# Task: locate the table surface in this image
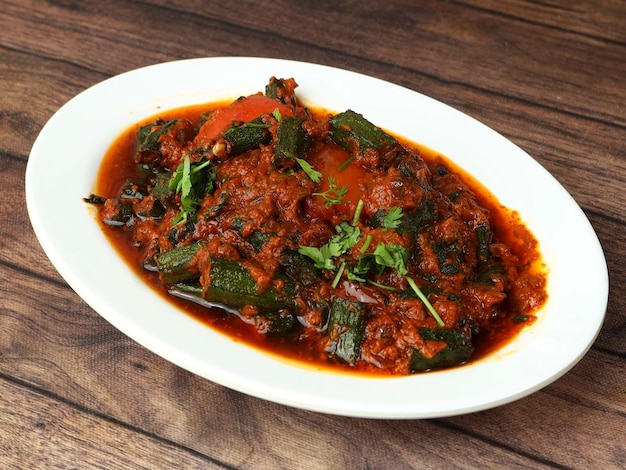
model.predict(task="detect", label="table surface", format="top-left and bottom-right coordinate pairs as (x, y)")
top-left (2, 1), bottom-right (625, 468)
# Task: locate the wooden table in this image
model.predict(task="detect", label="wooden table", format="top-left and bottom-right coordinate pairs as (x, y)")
top-left (2, 1), bottom-right (624, 468)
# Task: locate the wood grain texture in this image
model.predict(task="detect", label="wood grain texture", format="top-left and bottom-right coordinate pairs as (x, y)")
top-left (1, 0), bottom-right (624, 468)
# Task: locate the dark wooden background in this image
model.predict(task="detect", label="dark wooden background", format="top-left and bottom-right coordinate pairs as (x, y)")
top-left (1, 1), bottom-right (624, 468)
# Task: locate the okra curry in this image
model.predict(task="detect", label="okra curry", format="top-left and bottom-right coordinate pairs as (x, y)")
top-left (86, 77), bottom-right (547, 375)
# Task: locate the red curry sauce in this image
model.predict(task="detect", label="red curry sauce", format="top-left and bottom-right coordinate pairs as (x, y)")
top-left (90, 78), bottom-right (547, 376)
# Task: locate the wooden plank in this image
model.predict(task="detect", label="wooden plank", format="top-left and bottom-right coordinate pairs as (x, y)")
top-left (1, 0), bottom-right (624, 127)
top-left (0, 48), bottom-right (104, 159)
top-left (143, 0), bottom-right (626, 125)
top-left (0, 378), bottom-right (222, 469)
top-left (458, 0), bottom-right (626, 43)
top-left (585, 212), bottom-right (626, 356)
top-left (444, 351), bottom-right (626, 468)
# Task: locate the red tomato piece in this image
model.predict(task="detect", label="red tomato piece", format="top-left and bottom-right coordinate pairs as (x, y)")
top-left (194, 93), bottom-right (294, 146)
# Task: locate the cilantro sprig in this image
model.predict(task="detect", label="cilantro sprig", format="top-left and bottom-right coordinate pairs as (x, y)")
top-left (284, 151), bottom-right (322, 183)
top-left (313, 176), bottom-right (348, 205)
top-left (298, 222), bottom-right (361, 270)
top-left (169, 154), bottom-right (216, 225)
top-left (407, 277), bottom-right (445, 326)
top-left (382, 207), bottom-right (403, 229)
top-left (372, 243), bottom-right (409, 275)
top-left (298, 204), bottom-right (443, 326)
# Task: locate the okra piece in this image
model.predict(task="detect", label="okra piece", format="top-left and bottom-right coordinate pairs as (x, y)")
top-left (280, 250), bottom-right (320, 286)
top-left (475, 224), bottom-right (492, 265)
top-left (221, 117), bottom-right (271, 156)
top-left (84, 192), bottom-right (136, 227)
top-left (409, 327), bottom-right (474, 372)
top-left (83, 194), bottom-right (107, 205)
top-left (151, 172), bottom-right (173, 205)
top-left (329, 110), bottom-right (400, 157)
top-left (402, 199), bottom-right (437, 234)
top-left (432, 240), bottom-right (461, 275)
top-left (246, 231), bottom-right (271, 252)
top-left (265, 77), bottom-right (295, 105)
top-left (137, 119), bottom-right (178, 152)
top-left (252, 309), bottom-right (296, 335)
top-left (155, 242), bottom-right (205, 284)
top-left (275, 117), bottom-right (311, 161)
top-left (368, 198), bottom-right (436, 234)
top-left (168, 257), bottom-right (297, 311)
top-left (171, 282), bottom-right (296, 335)
top-left (102, 201), bottom-right (134, 227)
top-left (206, 258), bottom-right (296, 310)
top-left (327, 297), bottom-right (367, 365)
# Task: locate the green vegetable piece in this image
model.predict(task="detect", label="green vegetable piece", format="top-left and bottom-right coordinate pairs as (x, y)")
top-left (275, 117), bottom-right (311, 161)
top-left (252, 309), bottom-right (297, 335)
top-left (137, 119), bottom-right (178, 152)
top-left (329, 110), bottom-right (399, 157)
top-left (298, 222), bottom-right (361, 270)
top-left (313, 176), bottom-right (348, 205)
top-left (100, 181), bottom-right (149, 226)
top-left (151, 172), bottom-right (173, 205)
top-left (280, 250), bottom-right (320, 286)
top-left (156, 242), bottom-right (205, 285)
top-left (119, 182), bottom-right (147, 201)
top-left (432, 240), bottom-right (461, 275)
top-left (230, 218), bottom-right (272, 252)
top-left (327, 297), bottom-right (367, 365)
top-left (206, 258), bottom-right (296, 310)
top-left (265, 81), bottom-right (282, 99)
top-left (265, 77), bottom-right (291, 104)
top-left (169, 157), bottom-right (216, 226)
top-left (476, 224), bottom-right (493, 265)
top-left (399, 199), bottom-right (437, 234)
top-left (409, 328), bottom-right (474, 372)
top-left (103, 201), bottom-right (134, 226)
top-left (83, 194), bottom-right (107, 205)
top-left (171, 282), bottom-right (296, 335)
top-left (247, 231), bottom-right (272, 252)
top-left (265, 77), bottom-right (297, 106)
top-left (222, 117), bottom-right (271, 156)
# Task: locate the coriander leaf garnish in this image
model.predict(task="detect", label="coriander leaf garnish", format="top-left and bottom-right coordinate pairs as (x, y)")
top-left (313, 176), bottom-right (348, 205)
top-left (359, 234), bottom-right (373, 253)
top-left (169, 155), bottom-right (216, 226)
top-left (298, 222), bottom-right (361, 269)
top-left (382, 207), bottom-right (403, 229)
top-left (367, 280), bottom-right (398, 291)
top-left (284, 151), bottom-right (322, 183)
top-left (298, 245), bottom-right (337, 271)
top-left (336, 156), bottom-right (354, 172)
top-left (372, 243), bottom-right (409, 276)
top-left (298, 219), bottom-right (443, 326)
top-left (272, 108), bottom-right (283, 122)
top-left (352, 199), bottom-right (364, 226)
top-left (348, 253), bottom-right (375, 282)
top-left (334, 222), bottom-right (361, 253)
top-left (407, 277), bottom-right (445, 327)
top-left (331, 261), bottom-right (346, 288)
top-left (299, 158), bottom-right (323, 183)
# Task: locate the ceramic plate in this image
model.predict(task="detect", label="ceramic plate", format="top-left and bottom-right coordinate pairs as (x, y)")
top-left (26, 57), bottom-right (608, 418)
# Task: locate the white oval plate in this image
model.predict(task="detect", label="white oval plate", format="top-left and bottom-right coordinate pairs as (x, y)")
top-left (26, 57), bottom-right (608, 418)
